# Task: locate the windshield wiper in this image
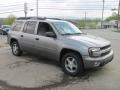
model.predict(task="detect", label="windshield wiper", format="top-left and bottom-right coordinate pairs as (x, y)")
top-left (73, 33), bottom-right (82, 35)
top-left (63, 33), bottom-right (73, 35)
top-left (62, 33), bottom-right (82, 35)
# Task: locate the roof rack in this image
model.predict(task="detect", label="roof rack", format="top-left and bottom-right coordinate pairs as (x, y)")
top-left (16, 17), bottom-right (45, 20)
top-left (46, 18), bottom-right (62, 20)
top-left (16, 17), bottom-right (62, 20)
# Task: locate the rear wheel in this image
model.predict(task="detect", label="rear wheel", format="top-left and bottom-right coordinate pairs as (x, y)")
top-left (11, 41), bottom-right (23, 56)
top-left (61, 52), bottom-right (84, 76)
top-left (3, 31), bottom-right (6, 35)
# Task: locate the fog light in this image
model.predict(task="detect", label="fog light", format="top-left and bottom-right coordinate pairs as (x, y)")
top-left (94, 62), bottom-right (100, 67)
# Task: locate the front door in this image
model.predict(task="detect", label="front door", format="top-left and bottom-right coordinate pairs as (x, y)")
top-left (34, 22), bottom-right (58, 59)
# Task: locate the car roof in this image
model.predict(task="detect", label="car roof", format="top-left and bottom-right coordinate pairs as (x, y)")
top-left (15, 17), bottom-right (67, 23)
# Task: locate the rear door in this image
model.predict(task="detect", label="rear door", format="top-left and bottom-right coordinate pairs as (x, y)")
top-left (19, 21), bottom-right (37, 52)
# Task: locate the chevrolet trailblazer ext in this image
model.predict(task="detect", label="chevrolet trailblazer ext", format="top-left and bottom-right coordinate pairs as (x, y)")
top-left (7, 17), bottom-right (113, 76)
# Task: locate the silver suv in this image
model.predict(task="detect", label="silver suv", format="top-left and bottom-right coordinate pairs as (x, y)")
top-left (7, 17), bottom-right (114, 76)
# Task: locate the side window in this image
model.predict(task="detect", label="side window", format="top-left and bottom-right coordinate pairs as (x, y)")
top-left (23, 22), bottom-right (29, 32)
top-left (37, 22), bottom-right (54, 36)
top-left (23, 21), bottom-right (37, 34)
top-left (12, 21), bottom-right (24, 31)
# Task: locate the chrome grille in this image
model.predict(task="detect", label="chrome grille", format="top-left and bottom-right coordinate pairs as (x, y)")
top-left (100, 45), bottom-right (111, 50)
top-left (100, 45), bottom-right (111, 56)
top-left (101, 50), bottom-right (110, 56)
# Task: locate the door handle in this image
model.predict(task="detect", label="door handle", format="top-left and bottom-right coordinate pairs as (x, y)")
top-left (21, 35), bottom-right (24, 37)
top-left (35, 38), bottom-right (39, 40)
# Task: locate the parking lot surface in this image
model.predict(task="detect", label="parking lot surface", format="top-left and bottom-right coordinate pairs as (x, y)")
top-left (0, 35), bottom-right (8, 48)
top-left (0, 29), bottom-right (120, 90)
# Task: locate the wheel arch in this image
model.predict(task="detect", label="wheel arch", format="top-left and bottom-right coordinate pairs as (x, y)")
top-left (59, 48), bottom-right (84, 67)
top-left (10, 38), bottom-right (18, 46)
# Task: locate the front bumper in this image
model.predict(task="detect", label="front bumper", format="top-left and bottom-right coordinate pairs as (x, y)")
top-left (83, 50), bottom-right (114, 69)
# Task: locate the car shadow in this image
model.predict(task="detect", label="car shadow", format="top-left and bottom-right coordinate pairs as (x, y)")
top-left (21, 52), bottom-right (61, 67)
top-left (20, 52), bottom-right (105, 78)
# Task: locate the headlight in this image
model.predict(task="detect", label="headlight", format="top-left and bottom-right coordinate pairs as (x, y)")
top-left (89, 47), bottom-right (101, 57)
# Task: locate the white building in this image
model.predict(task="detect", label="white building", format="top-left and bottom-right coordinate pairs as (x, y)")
top-left (96, 19), bottom-right (120, 29)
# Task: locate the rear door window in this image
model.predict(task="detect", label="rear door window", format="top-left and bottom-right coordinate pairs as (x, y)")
top-left (23, 21), bottom-right (37, 34)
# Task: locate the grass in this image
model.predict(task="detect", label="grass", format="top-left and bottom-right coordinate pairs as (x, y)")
top-left (70, 19), bottom-right (100, 29)
top-left (113, 30), bottom-right (120, 33)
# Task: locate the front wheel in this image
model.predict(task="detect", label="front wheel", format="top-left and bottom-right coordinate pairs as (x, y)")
top-left (11, 41), bottom-right (23, 56)
top-left (61, 52), bottom-right (84, 76)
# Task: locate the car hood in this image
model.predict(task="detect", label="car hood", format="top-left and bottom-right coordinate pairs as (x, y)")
top-left (66, 34), bottom-right (110, 47)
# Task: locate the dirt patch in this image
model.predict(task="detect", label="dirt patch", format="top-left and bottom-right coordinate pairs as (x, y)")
top-left (0, 47), bottom-right (91, 90)
top-left (0, 72), bottom-right (90, 90)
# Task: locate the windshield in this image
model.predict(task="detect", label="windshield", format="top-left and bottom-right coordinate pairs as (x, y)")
top-left (53, 21), bottom-right (82, 35)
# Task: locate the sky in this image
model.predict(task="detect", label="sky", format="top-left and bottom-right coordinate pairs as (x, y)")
top-left (0, 0), bottom-right (119, 19)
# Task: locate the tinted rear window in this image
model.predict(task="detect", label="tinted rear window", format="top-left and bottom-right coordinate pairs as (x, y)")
top-left (12, 21), bottom-right (24, 31)
top-left (23, 21), bottom-right (37, 34)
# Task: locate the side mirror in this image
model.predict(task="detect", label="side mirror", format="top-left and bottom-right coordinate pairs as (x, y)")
top-left (45, 32), bottom-right (57, 38)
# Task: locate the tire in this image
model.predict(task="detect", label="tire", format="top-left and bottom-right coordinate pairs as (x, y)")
top-left (61, 52), bottom-right (84, 76)
top-left (11, 41), bottom-right (23, 56)
top-left (3, 32), bottom-right (7, 35)
top-left (4, 32), bottom-right (7, 35)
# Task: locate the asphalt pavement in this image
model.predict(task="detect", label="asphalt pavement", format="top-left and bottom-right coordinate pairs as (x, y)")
top-left (0, 29), bottom-right (120, 90)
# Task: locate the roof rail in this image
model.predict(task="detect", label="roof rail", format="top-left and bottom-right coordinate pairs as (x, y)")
top-left (16, 17), bottom-right (46, 20)
top-left (16, 17), bottom-right (62, 20)
top-left (45, 18), bottom-right (62, 20)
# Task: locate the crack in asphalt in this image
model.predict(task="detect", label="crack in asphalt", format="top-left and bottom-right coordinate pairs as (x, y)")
top-left (0, 44), bottom-right (8, 48)
top-left (7, 61), bottom-right (31, 69)
top-left (0, 73), bottom-right (90, 90)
